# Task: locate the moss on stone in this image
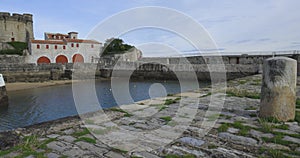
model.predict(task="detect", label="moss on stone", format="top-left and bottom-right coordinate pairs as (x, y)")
top-left (217, 124), bottom-right (229, 133)
top-left (72, 128), bottom-right (91, 137)
top-left (75, 137), bottom-right (96, 144)
top-left (160, 116), bottom-right (172, 122)
top-left (226, 88), bottom-right (260, 99)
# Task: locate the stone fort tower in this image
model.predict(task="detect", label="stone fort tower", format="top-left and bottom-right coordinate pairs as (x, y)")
top-left (0, 12), bottom-right (34, 43)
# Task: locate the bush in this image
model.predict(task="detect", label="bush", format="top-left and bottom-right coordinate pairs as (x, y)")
top-left (0, 42), bottom-right (28, 56)
top-left (0, 49), bottom-right (23, 55)
top-left (7, 41), bottom-right (28, 50)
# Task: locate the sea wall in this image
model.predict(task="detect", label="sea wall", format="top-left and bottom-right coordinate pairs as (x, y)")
top-left (0, 51), bottom-right (299, 82)
top-left (0, 63), bottom-right (102, 82)
top-left (101, 62), bottom-right (259, 81)
top-left (139, 51), bottom-right (299, 65)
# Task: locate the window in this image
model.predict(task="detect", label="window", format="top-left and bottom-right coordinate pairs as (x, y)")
top-left (54, 45), bottom-right (57, 49)
top-left (46, 45), bottom-right (49, 49)
top-left (37, 44), bottom-right (40, 49)
top-left (63, 45), bottom-right (66, 50)
top-left (76, 43), bottom-right (79, 47)
top-left (91, 44), bottom-right (94, 48)
top-left (71, 43), bottom-right (74, 47)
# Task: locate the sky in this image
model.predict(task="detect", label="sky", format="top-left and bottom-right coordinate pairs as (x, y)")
top-left (1, 0), bottom-right (300, 57)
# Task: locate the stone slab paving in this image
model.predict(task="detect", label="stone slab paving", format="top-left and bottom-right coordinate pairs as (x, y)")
top-left (0, 74), bottom-right (299, 157)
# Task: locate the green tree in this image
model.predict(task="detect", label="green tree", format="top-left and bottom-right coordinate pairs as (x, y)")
top-left (102, 38), bottom-right (134, 55)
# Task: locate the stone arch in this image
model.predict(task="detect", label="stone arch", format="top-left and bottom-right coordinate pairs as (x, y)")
top-left (56, 55), bottom-right (68, 64)
top-left (37, 56), bottom-right (51, 64)
top-left (72, 54), bottom-right (84, 63)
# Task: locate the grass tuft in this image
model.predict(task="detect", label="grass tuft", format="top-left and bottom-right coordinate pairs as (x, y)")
top-left (217, 123), bottom-right (229, 133)
top-left (110, 108), bottom-right (132, 117)
top-left (226, 88), bottom-right (260, 99)
top-left (75, 137), bottom-right (96, 144)
top-left (258, 118), bottom-right (274, 133)
top-left (164, 99), bottom-right (177, 105)
top-left (295, 111), bottom-right (300, 123)
top-left (72, 128), bottom-right (91, 137)
top-left (274, 124), bottom-right (289, 130)
top-left (160, 116), bottom-right (172, 122)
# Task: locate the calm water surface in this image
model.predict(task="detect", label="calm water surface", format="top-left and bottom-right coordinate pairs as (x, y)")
top-left (0, 80), bottom-right (208, 131)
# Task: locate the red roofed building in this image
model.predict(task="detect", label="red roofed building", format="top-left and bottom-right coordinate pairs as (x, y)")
top-left (26, 32), bottom-right (102, 64)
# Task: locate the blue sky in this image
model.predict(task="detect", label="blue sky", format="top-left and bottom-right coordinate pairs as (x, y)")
top-left (1, 0), bottom-right (300, 56)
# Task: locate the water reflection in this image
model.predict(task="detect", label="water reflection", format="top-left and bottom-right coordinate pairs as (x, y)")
top-left (0, 79), bottom-right (208, 131)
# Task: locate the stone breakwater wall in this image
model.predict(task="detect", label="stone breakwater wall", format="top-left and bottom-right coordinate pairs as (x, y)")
top-left (139, 51), bottom-right (300, 65)
top-left (3, 51), bottom-right (300, 82)
top-left (100, 61), bottom-right (259, 81)
top-left (0, 62), bottom-right (259, 82)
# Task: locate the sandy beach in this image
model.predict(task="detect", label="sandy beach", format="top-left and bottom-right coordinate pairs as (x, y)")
top-left (5, 80), bottom-right (75, 91)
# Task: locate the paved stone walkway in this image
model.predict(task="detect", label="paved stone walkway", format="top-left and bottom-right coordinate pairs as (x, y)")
top-left (0, 74), bottom-right (300, 157)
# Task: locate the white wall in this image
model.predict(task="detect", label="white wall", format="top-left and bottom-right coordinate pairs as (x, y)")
top-left (26, 42), bottom-right (102, 63)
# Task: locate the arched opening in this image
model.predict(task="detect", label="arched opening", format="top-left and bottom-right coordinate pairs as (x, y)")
top-left (56, 55), bottom-right (68, 64)
top-left (72, 54), bottom-right (84, 63)
top-left (37, 56), bottom-right (51, 64)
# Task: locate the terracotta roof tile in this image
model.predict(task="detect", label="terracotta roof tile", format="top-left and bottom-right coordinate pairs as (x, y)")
top-left (31, 40), bottom-right (65, 45)
top-left (64, 39), bottom-right (101, 44)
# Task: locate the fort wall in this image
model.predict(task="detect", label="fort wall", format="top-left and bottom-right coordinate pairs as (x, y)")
top-left (0, 12), bottom-right (34, 43)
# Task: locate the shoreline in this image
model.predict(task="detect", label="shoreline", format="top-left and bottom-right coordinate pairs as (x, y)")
top-left (5, 78), bottom-right (112, 92)
top-left (5, 80), bottom-right (76, 92)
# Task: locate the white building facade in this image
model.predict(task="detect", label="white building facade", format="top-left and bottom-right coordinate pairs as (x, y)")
top-left (26, 32), bottom-right (102, 64)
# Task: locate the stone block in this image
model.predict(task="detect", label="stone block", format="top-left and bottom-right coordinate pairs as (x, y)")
top-left (260, 57), bottom-right (297, 121)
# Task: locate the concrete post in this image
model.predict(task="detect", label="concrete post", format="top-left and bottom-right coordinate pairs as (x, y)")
top-left (259, 57), bottom-right (297, 121)
top-left (0, 74), bottom-right (8, 107)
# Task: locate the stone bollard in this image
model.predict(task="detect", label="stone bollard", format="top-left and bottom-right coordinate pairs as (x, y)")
top-left (259, 57), bottom-right (297, 121)
top-left (0, 74), bottom-right (8, 107)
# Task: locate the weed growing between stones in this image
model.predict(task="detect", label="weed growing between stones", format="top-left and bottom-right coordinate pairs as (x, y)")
top-left (207, 144), bottom-right (218, 149)
top-left (231, 121), bottom-right (251, 136)
top-left (217, 124), bottom-right (229, 132)
top-left (249, 113), bottom-right (257, 117)
top-left (111, 147), bottom-right (128, 154)
top-left (164, 99), bottom-right (177, 105)
top-left (200, 92), bottom-right (211, 98)
top-left (84, 119), bottom-right (95, 124)
top-left (258, 118), bottom-right (275, 133)
top-left (160, 116), bottom-right (172, 123)
top-left (72, 128), bottom-right (91, 137)
top-left (159, 105), bottom-right (168, 111)
top-left (226, 88), bottom-right (260, 99)
top-left (110, 107), bottom-right (133, 117)
top-left (274, 124), bottom-right (289, 130)
top-left (295, 111), bottom-right (300, 123)
top-left (207, 114), bottom-right (220, 121)
top-left (258, 147), bottom-right (287, 158)
top-left (245, 106), bottom-right (257, 110)
top-left (164, 154), bottom-right (196, 158)
top-left (250, 79), bottom-right (261, 86)
top-left (0, 135), bottom-right (57, 157)
top-left (75, 137), bottom-right (96, 144)
top-left (238, 80), bottom-right (247, 84)
top-left (296, 98), bottom-right (300, 108)
top-left (261, 135), bottom-right (291, 146)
